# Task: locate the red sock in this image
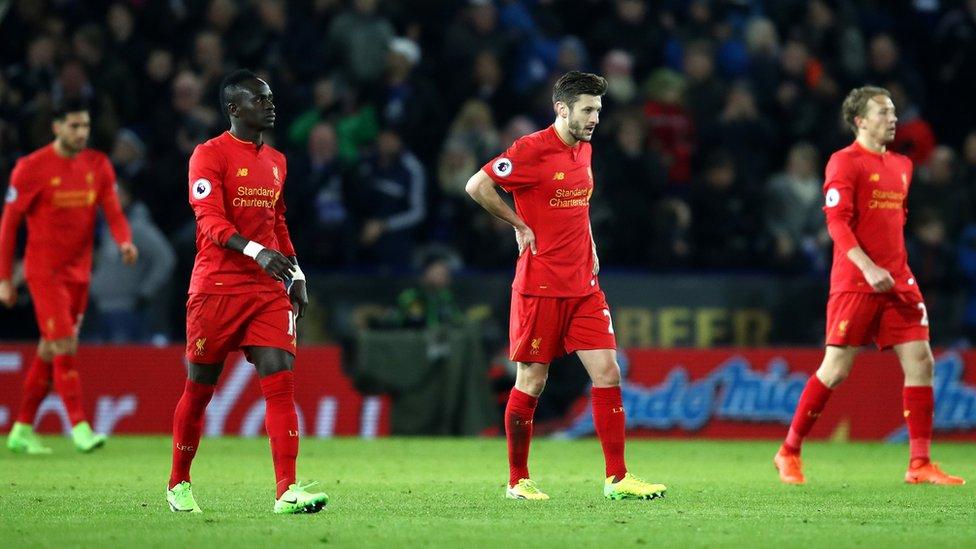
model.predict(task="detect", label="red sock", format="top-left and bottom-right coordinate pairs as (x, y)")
top-left (52, 354), bottom-right (86, 425)
top-left (169, 379), bottom-right (215, 489)
top-left (505, 387), bottom-right (538, 487)
top-left (591, 386), bottom-right (627, 480)
top-left (16, 356), bottom-right (53, 424)
top-left (903, 386), bottom-right (934, 466)
top-left (782, 375), bottom-right (833, 455)
top-left (260, 370), bottom-right (299, 498)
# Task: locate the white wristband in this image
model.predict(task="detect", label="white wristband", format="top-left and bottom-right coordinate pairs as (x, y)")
top-left (242, 241), bottom-right (265, 259)
top-left (290, 264), bottom-right (305, 282)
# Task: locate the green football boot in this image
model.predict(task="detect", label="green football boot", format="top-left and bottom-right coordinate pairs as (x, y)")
top-left (167, 481), bottom-right (203, 513)
top-left (6, 422), bottom-right (53, 455)
top-left (273, 481), bottom-right (329, 514)
top-left (71, 421), bottom-right (107, 453)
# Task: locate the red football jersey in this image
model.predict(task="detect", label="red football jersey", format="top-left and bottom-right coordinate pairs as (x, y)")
top-left (0, 144), bottom-right (131, 282)
top-left (823, 140), bottom-right (917, 294)
top-left (187, 132), bottom-right (296, 295)
top-left (482, 126), bottom-right (598, 297)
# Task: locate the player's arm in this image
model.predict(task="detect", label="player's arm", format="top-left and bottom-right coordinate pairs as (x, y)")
top-left (0, 161), bottom-right (40, 307)
top-left (464, 170), bottom-right (536, 255)
top-left (822, 155), bottom-right (894, 292)
top-left (271, 169), bottom-right (307, 319)
top-left (189, 146), bottom-right (294, 282)
top-left (97, 159), bottom-right (138, 265)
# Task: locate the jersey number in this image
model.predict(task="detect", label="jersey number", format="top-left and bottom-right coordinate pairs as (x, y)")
top-left (603, 309), bottom-right (614, 334)
top-left (917, 303), bottom-right (929, 327)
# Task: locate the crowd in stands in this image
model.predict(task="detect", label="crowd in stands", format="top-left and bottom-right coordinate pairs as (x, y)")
top-left (3, 0), bottom-right (976, 339)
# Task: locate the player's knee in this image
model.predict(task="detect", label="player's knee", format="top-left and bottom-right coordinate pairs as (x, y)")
top-left (187, 363), bottom-right (222, 385)
top-left (905, 351), bottom-right (934, 385)
top-left (817, 363), bottom-right (851, 388)
top-left (253, 348), bottom-right (294, 378)
top-left (591, 362), bottom-right (621, 387)
top-left (47, 337), bottom-right (73, 357)
top-left (515, 365), bottom-right (548, 396)
top-left (37, 341), bottom-right (54, 362)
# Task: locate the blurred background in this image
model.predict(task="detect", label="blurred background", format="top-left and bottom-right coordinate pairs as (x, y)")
top-left (2, 0), bottom-right (976, 438)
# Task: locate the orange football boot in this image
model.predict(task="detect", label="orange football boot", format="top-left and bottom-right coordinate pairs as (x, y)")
top-left (905, 460), bottom-right (966, 485)
top-left (774, 449), bottom-right (806, 485)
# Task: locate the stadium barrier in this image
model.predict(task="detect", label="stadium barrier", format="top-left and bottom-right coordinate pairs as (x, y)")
top-left (560, 349), bottom-right (976, 441)
top-left (0, 345), bottom-right (389, 437)
top-left (2, 345), bottom-right (975, 441)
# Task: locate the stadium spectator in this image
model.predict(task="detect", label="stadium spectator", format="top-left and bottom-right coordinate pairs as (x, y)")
top-left (764, 142), bottom-right (828, 272)
top-left (352, 127), bottom-right (426, 270)
top-left (289, 122), bottom-right (355, 267)
top-left (690, 150), bottom-right (756, 268)
top-left (593, 115), bottom-right (667, 266)
top-left (910, 146), bottom-right (970, 240)
top-left (325, 0), bottom-right (395, 89)
top-left (90, 182), bottom-right (176, 343)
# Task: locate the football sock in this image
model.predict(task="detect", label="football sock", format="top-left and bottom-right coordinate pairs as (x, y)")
top-left (16, 356), bottom-right (52, 424)
top-left (52, 354), bottom-right (86, 426)
top-left (782, 375), bottom-right (833, 455)
top-left (505, 387), bottom-right (538, 487)
top-left (903, 385), bottom-right (934, 466)
top-left (260, 370), bottom-right (299, 499)
top-left (169, 378), bottom-right (215, 489)
top-left (591, 386), bottom-right (627, 480)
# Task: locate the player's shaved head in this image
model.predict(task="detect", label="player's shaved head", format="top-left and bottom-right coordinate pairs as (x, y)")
top-left (220, 69), bottom-right (262, 118)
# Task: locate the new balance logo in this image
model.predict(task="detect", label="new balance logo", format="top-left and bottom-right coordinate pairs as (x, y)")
top-left (612, 407), bottom-right (625, 414)
top-left (288, 430), bottom-right (299, 437)
top-left (236, 168), bottom-right (249, 177)
top-left (552, 172), bottom-right (565, 180)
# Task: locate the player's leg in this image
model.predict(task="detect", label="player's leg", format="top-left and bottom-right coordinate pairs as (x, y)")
top-left (776, 292), bottom-right (878, 484)
top-left (6, 339), bottom-right (55, 454)
top-left (242, 293), bottom-right (326, 513)
top-left (168, 361), bottom-right (222, 512)
top-left (505, 361), bottom-right (550, 499)
top-left (249, 346), bottom-right (328, 513)
top-left (505, 292), bottom-right (560, 500)
top-left (577, 348), bottom-right (666, 500)
top-left (168, 293), bottom-right (234, 512)
top-left (774, 344), bottom-right (858, 483)
top-left (893, 340), bottom-right (964, 485)
top-left (576, 349), bottom-right (626, 480)
top-left (52, 283), bottom-right (106, 451)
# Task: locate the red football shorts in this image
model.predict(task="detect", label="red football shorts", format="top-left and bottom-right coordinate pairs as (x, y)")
top-left (825, 290), bottom-right (929, 349)
top-left (185, 291), bottom-right (296, 363)
top-left (509, 290), bottom-right (617, 364)
top-left (26, 277), bottom-right (88, 340)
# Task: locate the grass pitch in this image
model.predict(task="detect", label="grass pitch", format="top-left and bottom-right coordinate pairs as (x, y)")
top-left (1, 437), bottom-right (973, 547)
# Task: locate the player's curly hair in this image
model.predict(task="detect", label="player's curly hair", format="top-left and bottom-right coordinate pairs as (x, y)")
top-left (841, 86), bottom-right (891, 136)
top-left (552, 71), bottom-right (608, 110)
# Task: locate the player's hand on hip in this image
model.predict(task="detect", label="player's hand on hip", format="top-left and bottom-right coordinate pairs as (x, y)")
top-left (120, 242), bottom-right (139, 265)
top-left (863, 264), bottom-right (895, 292)
top-left (0, 279), bottom-right (16, 308)
top-left (254, 248), bottom-right (294, 281)
top-left (290, 279), bottom-right (308, 319)
top-left (515, 225), bottom-right (537, 256)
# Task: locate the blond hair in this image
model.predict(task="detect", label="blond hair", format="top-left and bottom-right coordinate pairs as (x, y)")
top-left (841, 86), bottom-right (891, 135)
